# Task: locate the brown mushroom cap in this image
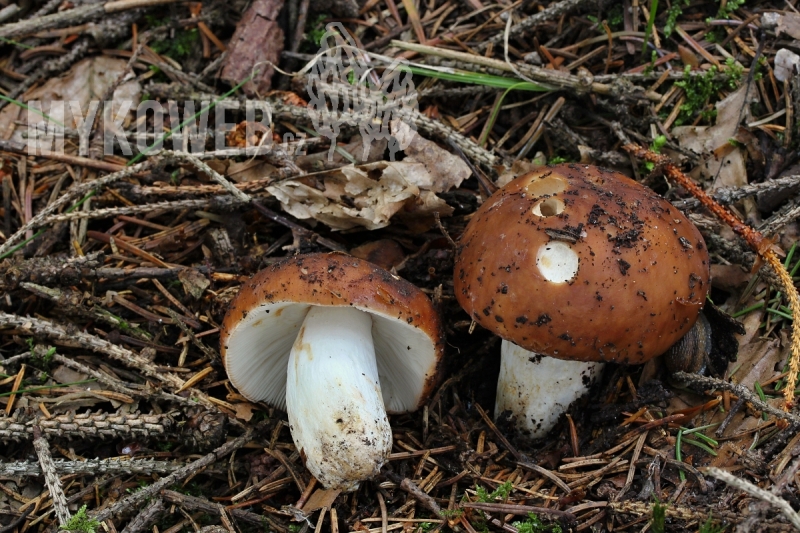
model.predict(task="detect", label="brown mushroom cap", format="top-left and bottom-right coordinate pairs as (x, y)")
top-left (454, 164), bottom-right (710, 364)
top-left (221, 252), bottom-right (445, 412)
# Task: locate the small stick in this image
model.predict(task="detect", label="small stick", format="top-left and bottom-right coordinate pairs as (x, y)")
top-left (473, 402), bottom-right (525, 462)
top-left (461, 502), bottom-right (576, 521)
top-left (0, 507), bottom-right (32, 533)
top-left (119, 498), bottom-right (165, 533)
top-left (433, 212), bottom-right (456, 250)
top-left (716, 396), bottom-right (746, 437)
top-left (0, 311), bottom-right (184, 389)
top-left (673, 372), bottom-right (800, 426)
top-left (32, 426), bottom-right (71, 527)
top-left (165, 309), bottom-right (219, 362)
top-left (0, 458), bottom-right (220, 478)
top-left (625, 144), bottom-right (800, 410)
top-left (161, 490), bottom-right (287, 532)
top-left (383, 472), bottom-right (442, 517)
top-left (376, 491), bottom-right (388, 533)
top-left (446, 138), bottom-right (497, 200)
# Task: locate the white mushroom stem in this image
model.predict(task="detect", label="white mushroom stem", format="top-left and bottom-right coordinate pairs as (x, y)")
top-left (495, 340), bottom-right (604, 439)
top-left (285, 306), bottom-right (392, 491)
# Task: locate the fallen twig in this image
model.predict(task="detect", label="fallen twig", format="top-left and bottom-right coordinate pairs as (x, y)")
top-left (0, 311), bottom-right (185, 388)
top-left (32, 426), bottom-right (71, 526)
top-left (161, 490), bottom-right (287, 532)
top-left (0, 458), bottom-right (223, 478)
top-left (461, 502), bottom-right (576, 521)
top-left (706, 467), bottom-right (800, 529)
top-left (0, 410), bottom-right (175, 443)
top-left (0, 0), bottom-right (182, 39)
top-left (673, 372), bottom-right (800, 426)
top-left (477, 0), bottom-right (595, 51)
top-left (92, 423), bottom-right (262, 521)
top-left (119, 498), bottom-right (165, 533)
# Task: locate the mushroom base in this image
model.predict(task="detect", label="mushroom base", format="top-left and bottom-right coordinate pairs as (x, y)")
top-left (285, 306), bottom-right (392, 491)
top-left (495, 340), bottom-right (604, 439)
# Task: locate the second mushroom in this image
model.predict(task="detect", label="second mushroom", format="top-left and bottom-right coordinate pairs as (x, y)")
top-left (454, 164), bottom-right (710, 438)
top-left (221, 253), bottom-right (444, 490)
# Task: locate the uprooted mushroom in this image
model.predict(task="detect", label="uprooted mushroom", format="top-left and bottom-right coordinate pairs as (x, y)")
top-left (221, 253), bottom-right (444, 490)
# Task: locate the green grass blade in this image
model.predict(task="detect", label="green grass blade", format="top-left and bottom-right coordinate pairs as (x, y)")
top-left (404, 65), bottom-right (552, 92)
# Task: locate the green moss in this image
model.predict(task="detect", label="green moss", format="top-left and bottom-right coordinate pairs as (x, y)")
top-left (476, 481), bottom-right (513, 502)
top-left (673, 58), bottom-right (744, 126)
top-left (150, 28), bottom-right (199, 61)
top-left (664, 0), bottom-right (690, 38)
top-left (301, 13), bottom-right (332, 53)
top-left (717, 0), bottom-right (745, 19)
top-left (651, 501), bottom-right (667, 533)
top-left (512, 512), bottom-right (563, 533)
top-left (607, 4), bottom-right (624, 30)
top-left (63, 506), bottom-right (100, 533)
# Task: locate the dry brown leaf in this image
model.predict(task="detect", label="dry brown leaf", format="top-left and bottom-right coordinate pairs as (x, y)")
top-left (732, 338), bottom-right (784, 390)
top-left (234, 402), bottom-right (255, 422)
top-left (267, 160), bottom-right (455, 231)
top-left (673, 84), bottom-right (757, 191)
top-left (764, 12), bottom-right (800, 40)
top-left (227, 159), bottom-right (277, 183)
top-left (301, 488), bottom-right (342, 513)
top-left (0, 56), bottom-right (141, 147)
top-left (392, 121), bottom-right (471, 192)
top-left (52, 365), bottom-right (100, 390)
top-left (350, 239), bottom-right (405, 270)
top-left (178, 269), bottom-right (211, 300)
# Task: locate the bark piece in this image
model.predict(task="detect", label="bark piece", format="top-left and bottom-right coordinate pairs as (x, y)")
top-left (220, 0), bottom-right (285, 95)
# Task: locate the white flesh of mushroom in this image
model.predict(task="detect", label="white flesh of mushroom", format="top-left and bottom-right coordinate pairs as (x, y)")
top-left (285, 306), bottom-right (392, 491)
top-left (495, 340), bottom-right (604, 439)
top-left (536, 241), bottom-right (579, 283)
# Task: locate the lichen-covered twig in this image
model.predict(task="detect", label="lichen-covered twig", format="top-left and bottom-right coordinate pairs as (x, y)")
top-left (21, 284), bottom-right (152, 342)
top-left (672, 174), bottom-right (800, 210)
top-left (0, 411), bottom-right (175, 443)
top-left (161, 490), bottom-right (288, 532)
top-left (40, 198), bottom-right (242, 225)
top-left (706, 467), bottom-right (800, 529)
top-left (91, 424), bottom-right (261, 522)
top-left (673, 372), bottom-right (800, 425)
top-left (32, 426), bottom-right (71, 527)
top-left (625, 144), bottom-right (800, 410)
top-left (0, 458), bottom-right (202, 478)
top-left (0, 253), bottom-right (222, 290)
top-left (476, 0), bottom-right (594, 51)
top-left (608, 500), bottom-right (794, 531)
top-left (143, 84), bottom-right (499, 170)
top-left (0, 312), bottom-right (184, 388)
top-left (119, 499), bottom-right (165, 533)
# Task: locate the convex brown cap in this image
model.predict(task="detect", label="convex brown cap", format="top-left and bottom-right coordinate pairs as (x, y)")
top-left (220, 252), bottom-right (445, 413)
top-left (454, 164), bottom-right (710, 364)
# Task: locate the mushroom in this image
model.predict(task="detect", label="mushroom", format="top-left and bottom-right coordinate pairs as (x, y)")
top-left (454, 164), bottom-right (710, 438)
top-left (220, 253), bottom-right (444, 490)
